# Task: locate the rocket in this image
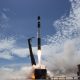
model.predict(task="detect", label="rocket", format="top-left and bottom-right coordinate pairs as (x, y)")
top-left (37, 16), bottom-right (42, 66)
top-left (27, 16), bottom-right (47, 79)
top-left (37, 16), bottom-right (41, 50)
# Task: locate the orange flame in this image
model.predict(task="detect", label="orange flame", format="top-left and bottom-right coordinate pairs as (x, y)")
top-left (32, 73), bottom-right (35, 79)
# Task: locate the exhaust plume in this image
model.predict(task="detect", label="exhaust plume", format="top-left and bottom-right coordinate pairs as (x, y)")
top-left (44, 0), bottom-right (80, 76)
top-left (37, 50), bottom-right (42, 66)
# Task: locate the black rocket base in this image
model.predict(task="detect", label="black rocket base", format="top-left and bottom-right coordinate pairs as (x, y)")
top-left (34, 69), bottom-right (47, 79)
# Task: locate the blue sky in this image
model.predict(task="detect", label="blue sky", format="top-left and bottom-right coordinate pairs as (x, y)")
top-left (0, 0), bottom-right (71, 67)
top-left (0, 0), bottom-right (71, 46)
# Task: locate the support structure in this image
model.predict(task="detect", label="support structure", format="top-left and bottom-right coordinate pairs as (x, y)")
top-left (28, 37), bottom-right (36, 65)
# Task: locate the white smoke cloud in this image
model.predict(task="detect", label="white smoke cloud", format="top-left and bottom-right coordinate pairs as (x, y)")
top-left (0, 66), bottom-right (33, 80)
top-left (44, 0), bottom-right (80, 76)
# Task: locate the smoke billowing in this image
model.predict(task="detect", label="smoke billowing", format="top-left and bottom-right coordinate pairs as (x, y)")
top-left (0, 66), bottom-right (34, 80)
top-left (44, 0), bottom-right (80, 76)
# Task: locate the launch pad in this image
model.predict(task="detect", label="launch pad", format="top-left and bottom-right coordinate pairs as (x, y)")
top-left (34, 69), bottom-right (47, 79)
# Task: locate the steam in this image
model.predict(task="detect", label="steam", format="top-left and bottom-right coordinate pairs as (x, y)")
top-left (44, 0), bottom-right (80, 76)
top-left (0, 66), bottom-right (33, 80)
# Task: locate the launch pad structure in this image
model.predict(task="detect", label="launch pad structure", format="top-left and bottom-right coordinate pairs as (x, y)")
top-left (28, 16), bottom-right (47, 79)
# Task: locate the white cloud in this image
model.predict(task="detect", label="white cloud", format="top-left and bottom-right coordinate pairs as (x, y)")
top-left (0, 38), bottom-right (15, 49)
top-left (12, 48), bottom-right (28, 57)
top-left (0, 66), bottom-right (33, 80)
top-left (0, 38), bottom-right (15, 59)
top-left (0, 38), bottom-right (37, 59)
top-left (0, 38), bottom-right (27, 59)
top-left (0, 50), bottom-right (13, 59)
